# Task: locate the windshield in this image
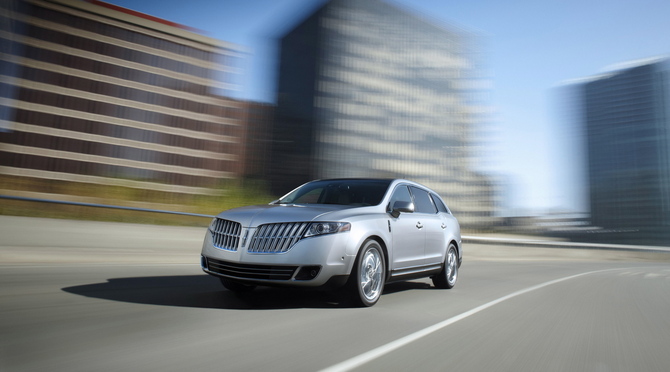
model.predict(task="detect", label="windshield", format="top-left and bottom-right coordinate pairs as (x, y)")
top-left (277, 179), bottom-right (392, 206)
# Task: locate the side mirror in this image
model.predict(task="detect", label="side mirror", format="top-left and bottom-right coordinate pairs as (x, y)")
top-left (391, 201), bottom-right (414, 218)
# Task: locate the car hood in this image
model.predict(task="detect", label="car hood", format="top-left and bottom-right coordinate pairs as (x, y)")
top-left (216, 204), bottom-right (363, 227)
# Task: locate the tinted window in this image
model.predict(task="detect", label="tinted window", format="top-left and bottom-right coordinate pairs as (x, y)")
top-left (387, 185), bottom-right (412, 212)
top-left (431, 193), bottom-right (450, 214)
top-left (278, 179), bottom-right (392, 206)
top-left (410, 187), bottom-right (437, 214)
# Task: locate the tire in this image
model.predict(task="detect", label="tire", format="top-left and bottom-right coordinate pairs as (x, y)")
top-left (347, 239), bottom-right (386, 307)
top-left (220, 277), bottom-right (256, 293)
top-left (432, 243), bottom-right (458, 289)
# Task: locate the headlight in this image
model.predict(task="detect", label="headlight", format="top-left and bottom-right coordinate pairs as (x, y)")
top-left (304, 222), bottom-right (351, 237)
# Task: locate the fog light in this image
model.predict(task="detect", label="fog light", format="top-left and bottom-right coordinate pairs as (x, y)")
top-left (295, 266), bottom-right (321, 280)
top-left (201, 255), bottom-right (208, 270)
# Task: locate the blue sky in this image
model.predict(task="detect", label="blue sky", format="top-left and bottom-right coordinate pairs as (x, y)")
top-left (106, 0), bottom-right (670, 216)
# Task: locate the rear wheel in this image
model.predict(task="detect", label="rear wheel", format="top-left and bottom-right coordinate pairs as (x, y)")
top-left (432, 244), bottom-right (458, 289)
top-left (220, 277), bottom-right (256, 293)
top-left (347, 239), bottom-right (386, 307)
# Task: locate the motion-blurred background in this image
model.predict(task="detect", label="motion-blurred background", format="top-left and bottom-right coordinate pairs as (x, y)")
top-left (1, 0), bottom-right (669, 245)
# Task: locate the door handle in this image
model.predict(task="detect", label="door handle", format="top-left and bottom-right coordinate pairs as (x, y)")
top-left (416, 222), bottom-right (423, 229)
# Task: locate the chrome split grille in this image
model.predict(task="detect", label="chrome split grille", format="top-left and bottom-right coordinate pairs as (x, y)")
top-left (247, 222), bottom-right (310, 253)
top-left (210, 218), bottom-right (242, 251)
top-left (206, 257), bottom-right (298, 281)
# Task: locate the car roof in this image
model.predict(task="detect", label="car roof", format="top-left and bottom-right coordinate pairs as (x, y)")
top-left (310, 178), bottom-right (437, 193)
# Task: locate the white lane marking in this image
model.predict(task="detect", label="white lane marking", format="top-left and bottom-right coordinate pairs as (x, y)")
top-left (320, 268), bottom-right (622, 372)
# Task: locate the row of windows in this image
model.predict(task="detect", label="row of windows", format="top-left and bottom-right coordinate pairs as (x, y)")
top-left (388, 184), bottom-right (450, 214)
top-left (18, 65), bottom-right (242, 118)
top-left (17, 43), bottom-right (216, 95)
top-left (589, 142), bottom-right (661, 172)
top-left (5, 0), bottom-right (239, 64)
top-left (588, 93), bottom-right (656, 110)
top-left (585, 72), bottom-right (656, 97)
top-left (588, 122), bottom-right (658, 139)
top-left (24, 22), bottom-right (216, 79)
top-left (2, 131), bottom-right (236, 172)
top-left (586, 84), bottom-right (653, 99)
top-left (10, 87), bottom-right (240, 136)
top-left (586, 107), bottom-right (656, 124)
top-left (587, 73), bottom-right (654, 89)
top-left (11, 109), bottom-right (239, 152)
top-left (0, 151), bottom-right (225, 187)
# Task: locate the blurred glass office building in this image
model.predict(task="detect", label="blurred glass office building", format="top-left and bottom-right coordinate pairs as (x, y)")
top-left (0, 0), bottom-right (244, 201)
top-left (580, 58), bottom-right (670, 244)
top-left (271, 0), bottom-right (496, 228)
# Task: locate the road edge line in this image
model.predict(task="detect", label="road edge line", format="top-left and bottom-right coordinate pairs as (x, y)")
top-left (319, 268), bottom-right (621, 372)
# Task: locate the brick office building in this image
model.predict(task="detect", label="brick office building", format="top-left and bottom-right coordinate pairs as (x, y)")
top-left (0, 0), bottom-right (245, 202)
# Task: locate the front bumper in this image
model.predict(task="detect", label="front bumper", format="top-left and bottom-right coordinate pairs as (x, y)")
top-left (201, 228), bottom-right (355, 288)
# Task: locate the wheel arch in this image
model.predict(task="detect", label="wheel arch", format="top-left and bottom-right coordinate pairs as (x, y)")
top-left (449, 239), bottom-right (462, 267)
top-left (364, 235), bottom-right (390, 281)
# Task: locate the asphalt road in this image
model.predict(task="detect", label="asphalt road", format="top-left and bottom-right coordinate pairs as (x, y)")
top-left (1, 216), bottom-right (670, 372)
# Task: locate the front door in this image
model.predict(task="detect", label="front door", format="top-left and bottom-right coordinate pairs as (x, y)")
top-left (408, 187), bottom-right (447, 266)
top-left (388, 185), bottom-right (425, 270)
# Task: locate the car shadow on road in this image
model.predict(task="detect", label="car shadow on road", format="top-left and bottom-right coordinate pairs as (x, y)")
top-left (383, 281), bottom-right (433, 294)
top-left (62, 275), bottom-right (433, 310)
top-left (62, 275), bottom-right (344, 309)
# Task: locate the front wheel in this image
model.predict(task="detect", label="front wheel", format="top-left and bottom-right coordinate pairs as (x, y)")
top-left (432, 244), bottom-right (458, 289)
top-left (347, 239), bottom-right (386, 307)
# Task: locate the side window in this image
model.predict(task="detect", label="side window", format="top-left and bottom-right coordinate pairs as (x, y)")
top-left (410, 187), bottom-right (437, 214)
top-left (387, 185), bottom-right (412, 212)
top-left (431, 193), bottom-right (450, 214)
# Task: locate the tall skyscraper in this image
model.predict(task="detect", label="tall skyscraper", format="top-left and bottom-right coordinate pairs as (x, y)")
top-left (580, 58), bottom-right (670, 243)
top-left (271, 0), bottom-right (495, 228)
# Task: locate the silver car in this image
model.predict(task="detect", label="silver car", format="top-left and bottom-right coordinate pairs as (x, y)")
top-left (201, 178), bottom-right (462, 306)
